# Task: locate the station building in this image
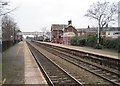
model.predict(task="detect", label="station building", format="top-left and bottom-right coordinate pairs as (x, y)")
top-left (51, 20), bottom-right (120, 45)
top-left (51, 24), bottom-right (67, 43)
top-left (63, 20), bottom-right (78, 45)
top-left (51, 20), bottom-right (77, 44)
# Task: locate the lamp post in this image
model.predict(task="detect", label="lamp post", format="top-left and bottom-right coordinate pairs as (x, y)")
top-left (10, 35), bottom-right (13, 45)
top-left (97, 27), bottom-right (100, 44)
top-left (96, 26), bottom-right (102, 49)
top-left (13, 27), bottom-right (15, 44)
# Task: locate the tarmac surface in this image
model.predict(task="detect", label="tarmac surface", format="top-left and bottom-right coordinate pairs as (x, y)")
top-left (2, 41), bottom-right (47, 85)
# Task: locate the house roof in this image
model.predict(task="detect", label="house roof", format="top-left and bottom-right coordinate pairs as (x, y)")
top-left (77, 28), bottom-right (97, 32)
top-left (103, 27), bottom-right (120, 31)
top-left (51, 24), bottom-right (67, 31)
top-left (77, 27), bottom-right (120, 32)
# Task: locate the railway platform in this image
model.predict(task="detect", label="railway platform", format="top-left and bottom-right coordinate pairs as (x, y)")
top-left (39, 42), bottom-right (119, 60)
top-left (33, 41), bottom-right (120, 85)
top-left (2, 41), bottom-right (47, 85)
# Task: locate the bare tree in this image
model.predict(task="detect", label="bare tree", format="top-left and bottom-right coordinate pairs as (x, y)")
top-left (85, 1), bottom-right (117, 45)
top-left (41, 26), bottom-right (48, 33)
top-left (40, 27), bottom-right (48, 41)
top-left (2, 15), bottom-right (17, 42)
top-left (85, 1), bottom-right (117, 30)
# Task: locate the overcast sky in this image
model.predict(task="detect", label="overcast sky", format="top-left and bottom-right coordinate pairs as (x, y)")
top-left (9, 0), bottom-right (119, 32)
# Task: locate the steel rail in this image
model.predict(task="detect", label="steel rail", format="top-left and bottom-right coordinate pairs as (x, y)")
top-left (34, 41), bottom-right (120, 86)
top-left (27, 42), bottom-right (83, 86)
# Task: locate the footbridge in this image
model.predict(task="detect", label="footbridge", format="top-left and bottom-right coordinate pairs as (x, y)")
top-left (17, 32), bottom-right (44, 36)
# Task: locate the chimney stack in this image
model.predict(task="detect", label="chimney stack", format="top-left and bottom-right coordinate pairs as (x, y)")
top-left (68, 20), bottom-right (72, 25)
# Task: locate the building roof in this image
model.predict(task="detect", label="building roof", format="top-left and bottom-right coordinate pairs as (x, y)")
top-left (102, 27), bottom-right (120, 31)
top-left (77, 28), bottom-right (97, 32)
top-left (77, 27), bottom-right (120, 32)
top-left (51, 24), bottom-right (67, 31)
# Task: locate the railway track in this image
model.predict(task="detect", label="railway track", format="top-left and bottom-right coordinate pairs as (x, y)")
top-left (27, 42), bottom-right (82, 86)
top-left (33, 41), bottom-right (120, 86)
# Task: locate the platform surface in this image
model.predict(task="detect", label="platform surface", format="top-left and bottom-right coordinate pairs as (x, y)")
top-left (2, 41), bottom-right (47, 85)
top-left (0, 53), bottom-right (1, 85)
top-left (40, 42), bottom-right (119, 60)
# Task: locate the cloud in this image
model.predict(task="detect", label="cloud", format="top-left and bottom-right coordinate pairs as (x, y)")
top-left (9, 0), bottom-right (118, 32)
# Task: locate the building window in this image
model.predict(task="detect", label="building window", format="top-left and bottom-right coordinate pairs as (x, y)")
top-left (78, 33), bottom-right (80, 36)
top-left (113, 32), bottom-right (120, 36)
top-left (108, 32), bottom-right (110, 35)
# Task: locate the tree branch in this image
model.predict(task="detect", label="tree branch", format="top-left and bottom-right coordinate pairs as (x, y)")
top-left (0, 7), bottom-right (17, 16)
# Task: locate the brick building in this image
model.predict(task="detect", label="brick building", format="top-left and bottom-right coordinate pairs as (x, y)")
top-left (63, 20), bottom-right (78, 44)
top-left (64, 20), bottom-right (78, 36)
top-left (77, 27), bottom-right (120, 38)
top-left (77, 27), bottom-right (97, 36)
top-left (51, 24), bottom-right (67, 43)
top-left (51, 20), bottom-right (78, 44)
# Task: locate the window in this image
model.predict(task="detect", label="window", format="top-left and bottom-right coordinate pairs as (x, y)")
top-left (108, 32), bottom-right (110, 35)
top-left (113, 32), bottom-right (120, 36)
top-left (78, 33), bottom-right (80, 36)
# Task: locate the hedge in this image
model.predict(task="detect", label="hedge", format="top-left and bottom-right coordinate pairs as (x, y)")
top-left (77, 38), bottom-right (86, 46)
top-left (101, 38), bottom-right (120, 52)
top-left (70, 37), bottom-right (78, 46)
top-left (70, 35), bottom-right (120, 52)
top-left (85, 35), bottom-right (97, 47)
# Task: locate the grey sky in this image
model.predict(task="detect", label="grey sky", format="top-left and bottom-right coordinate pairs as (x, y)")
top-left (9, 0), bottom-right (119, 32)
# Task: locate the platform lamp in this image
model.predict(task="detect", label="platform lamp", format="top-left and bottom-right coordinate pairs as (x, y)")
top-left (96, 26), bottom-right (102, 49)
top-left (10, 35), bottom-right (13, 45)
top-left (97, 27), bottom-right (100, 44)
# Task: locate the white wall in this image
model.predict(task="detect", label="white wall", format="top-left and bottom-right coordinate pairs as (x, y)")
top-left (106, 31), bottom-right (120, 38)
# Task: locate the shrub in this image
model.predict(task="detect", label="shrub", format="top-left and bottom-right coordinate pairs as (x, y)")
top-left (101, 39), bottom-right (110, 48)
top-left (70, 35), bottom-right (120, 52)
top-left (101, 38), bottom-right (120, 52)
top-left (86, 35), bottom-right (97, 47)
top-left (70, 37), bottom-right (78, 46)
top-left (118, 40), bottom-right (120, 52)
top-left (77, 38), bottom-right (86, 46)
top-left (108, 39), bottom-right (117, 49)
